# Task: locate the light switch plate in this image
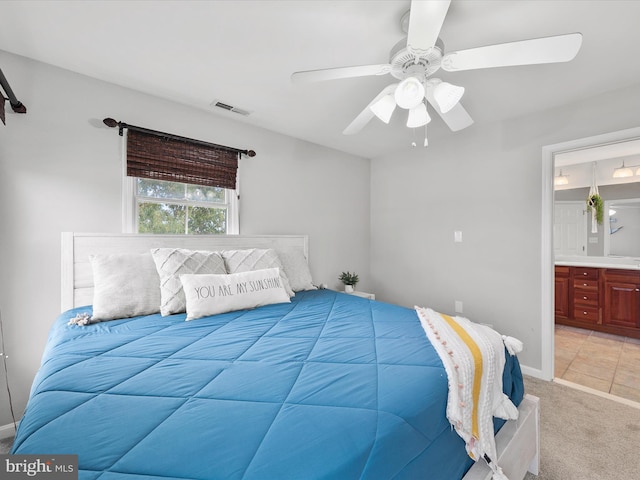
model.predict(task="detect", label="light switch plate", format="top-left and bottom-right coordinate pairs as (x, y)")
top-left (454, 231), bottom-right (463, 243)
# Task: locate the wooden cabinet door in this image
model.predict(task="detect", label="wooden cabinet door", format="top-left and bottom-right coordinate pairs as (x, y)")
top-left (555, 266), bottom-right (571, 320)
top-left (555, 275), bottom-right (570, 318)
top-left (604, 280), bottom-right (640, 328)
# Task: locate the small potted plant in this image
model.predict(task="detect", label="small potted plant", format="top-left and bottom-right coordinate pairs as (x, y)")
top-left (587, 193), bottom-right (604, 226)
top-left (339, 271), bottom-right (359, 293)
top-left (587, 192), bottom-right (604, 234)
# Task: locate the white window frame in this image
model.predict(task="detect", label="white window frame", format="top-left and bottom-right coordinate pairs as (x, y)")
top-left (122, 150), bottom-right (239, 235)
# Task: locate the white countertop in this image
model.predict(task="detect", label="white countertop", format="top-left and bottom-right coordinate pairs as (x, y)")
top-left (555, 256), bottom-right (640, 270)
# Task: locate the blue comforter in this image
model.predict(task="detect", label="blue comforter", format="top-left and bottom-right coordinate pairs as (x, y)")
top-left (13, 289), bottom-right (523, 479)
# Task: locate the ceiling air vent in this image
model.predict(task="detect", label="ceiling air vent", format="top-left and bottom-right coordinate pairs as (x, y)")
top-left (210, 100), bottom-right (251, 116)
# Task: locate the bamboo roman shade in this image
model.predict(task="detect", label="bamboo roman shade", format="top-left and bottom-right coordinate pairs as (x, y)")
top-left (126, 129), bottom-right (239, 189)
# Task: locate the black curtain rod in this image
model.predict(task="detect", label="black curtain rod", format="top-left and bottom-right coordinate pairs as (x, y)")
top-left (0, 68), bottom-right (27, 113)
top-left (103, 118), bottom-right (256, 157)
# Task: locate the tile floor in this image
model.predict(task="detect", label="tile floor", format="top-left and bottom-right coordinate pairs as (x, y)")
top-left (555, 324), bottom-right (640, 403)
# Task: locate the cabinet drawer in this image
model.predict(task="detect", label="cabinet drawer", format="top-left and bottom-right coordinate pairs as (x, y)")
top-left (573, 279), bottom-right (598, 290)
top-left (572, 305), bottom-right (599, 323)
top-left (573, 289), bottom-right (599, 306)
top-left (573, 267), bottom-right (599, 280)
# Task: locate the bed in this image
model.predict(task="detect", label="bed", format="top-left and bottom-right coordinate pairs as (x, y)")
top-left (12, 233), bottom-right (539, 480)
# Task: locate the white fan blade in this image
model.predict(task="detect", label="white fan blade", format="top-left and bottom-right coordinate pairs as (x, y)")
top-left (426, 84), bottom-right (473, 131)
top-left (407, 0), bottom-right (451, 56)
top-left (441, 33), bottom-right (582, 72)
top-left (291, 64), bottom-right (392, 83)
top-left (437, 102), bottom-right (474, 131)
top-left (343, 83), bottom-right (398, 135)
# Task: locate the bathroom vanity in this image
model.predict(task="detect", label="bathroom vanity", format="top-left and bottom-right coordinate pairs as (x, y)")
top-left (555, 257), bottom-right (640, 338)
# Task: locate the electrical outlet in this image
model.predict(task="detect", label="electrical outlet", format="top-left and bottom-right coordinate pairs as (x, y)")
top-left (455, 300), bottom-right (463, 313)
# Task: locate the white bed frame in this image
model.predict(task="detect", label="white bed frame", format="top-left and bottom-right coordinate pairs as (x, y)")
top-left (60, 232), bottom-right (539, 480)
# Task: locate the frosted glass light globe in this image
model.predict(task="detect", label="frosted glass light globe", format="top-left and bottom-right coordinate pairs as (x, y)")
top-left (394, 77), bottom-right (425, 109)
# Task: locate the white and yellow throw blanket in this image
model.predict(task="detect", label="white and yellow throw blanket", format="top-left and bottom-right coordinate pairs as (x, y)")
top-left (415, 307), bottom-right (523, 480)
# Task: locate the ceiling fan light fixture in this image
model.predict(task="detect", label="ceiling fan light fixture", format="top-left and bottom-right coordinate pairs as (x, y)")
top-left (394, 77), bottom-right (425, 109)
top-left (433, 81), bottom-right (464, 113)
top-left (406, 102), bottom-right (430, 128)
top-left (370, 94), bottom-right (397, 123)
top-left (612, 161), bottom-right (634, 178)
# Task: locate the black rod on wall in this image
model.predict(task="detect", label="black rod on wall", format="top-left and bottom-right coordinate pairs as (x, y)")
top-left (102, 117), bottom-right (256, 157)
top-left (0, 68), bottom-right (27, 114)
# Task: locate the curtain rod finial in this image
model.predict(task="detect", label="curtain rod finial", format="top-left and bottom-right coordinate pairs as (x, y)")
top-left (103, 118), bottom-right (118, 128)
top-left (246, 150), bottom-right (256, 157)
top-left (10, 101), bottom-right (26, 114)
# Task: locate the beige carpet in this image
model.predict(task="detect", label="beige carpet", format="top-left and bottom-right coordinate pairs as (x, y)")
top-left (2, 377), bottom-right (639, 479)
top-left (0, 435), bottom-right (12, 453)
top-left (523, 375), bottom-right (640, 480)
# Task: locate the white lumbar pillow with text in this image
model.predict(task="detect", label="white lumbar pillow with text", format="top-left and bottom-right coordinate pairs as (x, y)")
top-left (180, 268), bottom-right (291, 320)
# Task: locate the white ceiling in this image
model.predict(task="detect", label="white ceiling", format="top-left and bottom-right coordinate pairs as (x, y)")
top-left (2, 0), bottom-right (640, 158)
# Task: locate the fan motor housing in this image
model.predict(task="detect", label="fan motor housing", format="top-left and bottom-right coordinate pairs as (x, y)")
top-left (389, 36), bottom-right (444, 81)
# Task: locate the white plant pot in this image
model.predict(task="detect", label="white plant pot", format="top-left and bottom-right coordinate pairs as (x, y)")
top-left (345, 285), bottom-right (354, 293)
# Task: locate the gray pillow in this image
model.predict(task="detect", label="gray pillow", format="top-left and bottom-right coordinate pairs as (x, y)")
top-left (221, 248), bottom-right (294, 297)
top-left (90, 253), bottom-right (161, 321)
top-left (277, 248), bottom-right (316, 292)
top-left (151, 248), bottom-right (227, 316)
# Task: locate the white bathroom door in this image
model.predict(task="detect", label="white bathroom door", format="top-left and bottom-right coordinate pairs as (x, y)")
top-left (554, 202), bottom-right (587, 256)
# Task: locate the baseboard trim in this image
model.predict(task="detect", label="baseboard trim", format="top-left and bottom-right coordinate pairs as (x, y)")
top-left (0, 422), bottom-right (17, 440)
top-left (554, 378), bottom-right (640, 410)
top-left (520, 364), bottom-right (546, 380)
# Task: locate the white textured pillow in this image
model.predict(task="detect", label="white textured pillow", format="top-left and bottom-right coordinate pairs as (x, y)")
top-left (181, 268), bottom-right (291, 320)
top-left (221, 248), bottom-right (294, 297)
top-left (151, 248), bottom-right (227, 316)
top-left (277, 248), bottom-right (316, 292)
top-left (90, 253), bottom-right (161, 321)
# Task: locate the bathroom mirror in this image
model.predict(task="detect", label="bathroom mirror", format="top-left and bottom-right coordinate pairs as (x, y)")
top-left (554, 140), bottom-right (640, 259)
top-left (605, 198), bottom-right (640, 257)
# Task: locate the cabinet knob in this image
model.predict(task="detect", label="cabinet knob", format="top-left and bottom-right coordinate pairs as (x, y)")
top-left (583, 272), bottom-right (588, 276)
top-left (583, 311), bottom-right (588, 315)
top-left (584, 283), bottom-right (588, 286)
top-left (583, 296), bottom-right (588, 300)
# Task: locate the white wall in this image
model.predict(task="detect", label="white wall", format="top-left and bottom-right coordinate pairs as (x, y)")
top-left (370, 82), bottom-right (640, 373)
top-left (0, 50), bottom-right (370, 428)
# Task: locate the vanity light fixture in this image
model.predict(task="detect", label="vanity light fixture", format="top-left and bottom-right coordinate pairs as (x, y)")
top-left (554, 169), bottom-right (569, 186)
top-left (612, 161), bottom-right (634, 178)
top-left (611, 159), bottom-right (640, 178)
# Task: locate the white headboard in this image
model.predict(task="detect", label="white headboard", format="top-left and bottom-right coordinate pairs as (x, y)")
top-left (61, 232), bottom-right (309, 312)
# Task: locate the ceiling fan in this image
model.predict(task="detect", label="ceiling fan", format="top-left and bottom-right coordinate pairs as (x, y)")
top-left (291, 0), bottom-right (582, 146)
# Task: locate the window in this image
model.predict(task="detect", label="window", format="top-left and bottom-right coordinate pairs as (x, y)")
top-left (119, 126), bottom-right (246, 235)
top-left (124, 177), bottom-right (238, 234)
top-left (128, 178), bottom-right (238, 234)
